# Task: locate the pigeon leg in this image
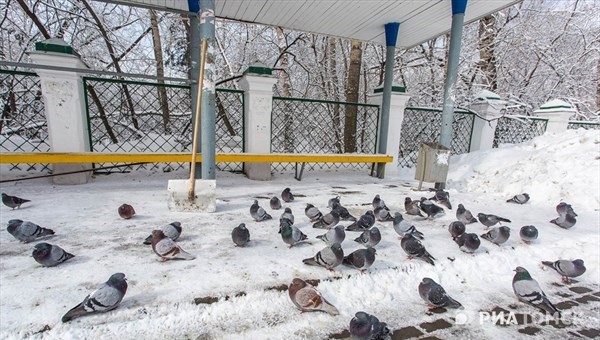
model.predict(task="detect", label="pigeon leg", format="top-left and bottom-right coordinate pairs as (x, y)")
top-left (159, 257), bottom-right (168, 262)
top-left (288, 245), bottom-right (294, 249)
top-left (561, 276), bottom-right (572, 284)
top-left (327, 268), bottom-right (335, 272)
top-left (407, 256), bottom-right (414, 260)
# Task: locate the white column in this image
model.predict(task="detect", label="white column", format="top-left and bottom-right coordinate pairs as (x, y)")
top-left (469, 90), bottom-right (506, 152)
top-left (533, 99), bottom-right (576, 133)
top-left (29, 38), bottom-right (91, 184)
top-left (369, 83), bottom-right (410, 177)
top-left (238, 65), bottom-right (277, 180)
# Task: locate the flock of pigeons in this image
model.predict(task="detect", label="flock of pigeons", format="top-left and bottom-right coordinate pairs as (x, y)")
top-left (0, 187), bottom-right (588, 338)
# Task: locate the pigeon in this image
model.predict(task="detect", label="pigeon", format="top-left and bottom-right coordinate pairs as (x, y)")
top-left (346, 211), bottom-right (375, 231)
top-left (550, 212), bottom-right (576, 229)
top-left (448, 221), bottom-right (466, 239)
top-left (456, 204), bottom-right (477, 224)
top-left (404, 197), bottom-right (424, 217)
top-left (305, 203), bottom-right (323, 222)
top-left (542, 259), bottom-right (586, 283)
top-left (372, 194), bottom-right (388, 210)
top-left (62, 273), bottom-right (128, 322)
top-left (512, 266), bottom-right (560, 316)
top-left (477, 213), bottom-right (511, 228)
top-left (374, 206), bottom-right (394, 222)
top-left (312, 210), bottom-right (340, 229)
top-left (481, 226), bottom-right (511, 245)
top-left (332, 202), bottom-right (357, 221)
top-left (150, 230), bottom-right (195, 261)
top-left (354, 227), bottom-right (381, 248)
top-left (328, 196), bottom-right (340, 209)
top-left (419, 198), bottom-right (445, 219)
top-left (280, 207), bottom-right (295, 225)
top-left (519, 225), bottom-right (538, 244)
top-left (556, 202), bottom-right (577, 217)
top-left (401, 233), bottom-right (435, 265)
top-left (32, 243), bottom-right (74, 267)
top-left (231, 223), bottom-right (250, 247)
top-left (418, 277), bottom-right (463, 309)
top-left (316, 225), bottom-right (345, 245)
top-left (270, 196), bottom-right (282, 210)
top-left (507, 193), bottom-right (530, 204)
top-left (250, 200), bottom-right (272, 221)
top-left (143, 222), bottom-right (182, 245)
top-left (118, 204), bottom-right (135, 219)
top-left (343, 248), bottom-right (376, 272)
top-left (288, 278), bottom-right (339, 315)
top-left (281, 188), bottom-right (294, 202)
top-left (430, 190), bottom-right (452, 209)
top-left (454, 233), bottom-right (481, 253)
top-left (302, 243), bottom-right (344, 271)
top-left (2, 193), bottom-right (30, 209)
top-left (349, 312), bottom-right (390, 340)
top-left (7, 219), bottom-right (54, 243)
top-left (280, 225), bottom-right (308, 248)
top-left (393, 212), bottom-right (424, 240)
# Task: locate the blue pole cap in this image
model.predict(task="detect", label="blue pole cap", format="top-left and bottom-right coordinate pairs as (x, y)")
top-left (188, 0), bottom-right (200, 13)
top-left (452, 0), bottom-right (468, 15)
top-left (384, 22), bottom-right (400, 47)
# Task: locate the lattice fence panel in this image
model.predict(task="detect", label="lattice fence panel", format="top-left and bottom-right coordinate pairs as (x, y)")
top-left (493, 116), bottom-right (547, 148)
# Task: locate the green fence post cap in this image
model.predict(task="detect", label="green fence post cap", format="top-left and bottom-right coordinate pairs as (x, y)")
top-left (34, 38), bottom-right (80, 57)
top-left (244, 63), bottom-right (272, 76)
top-left (374, 84), bottom-right (406, 94)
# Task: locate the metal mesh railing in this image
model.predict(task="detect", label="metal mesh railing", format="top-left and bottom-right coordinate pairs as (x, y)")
top-left (84, 77), bottom-right (244, 173)
top-left (0, 69), bottom-right (50, 172)
top-left (567, 121), bottom-right (600, 130)
top-left (493, 115), bottom-right (548, 147)
top-left (271, 97), bottom-right (379, 171)
top-left (398, 107), bottom-right (475, 168)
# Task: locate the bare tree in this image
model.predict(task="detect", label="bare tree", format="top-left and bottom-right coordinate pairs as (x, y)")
top-left (344, 39), bottom-right (362, 153)
top-left (149, 9), bottom-right (170, 133)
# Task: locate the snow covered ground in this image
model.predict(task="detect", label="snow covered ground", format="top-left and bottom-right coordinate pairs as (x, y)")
top-left (0, 129), bottom-right (599, 339)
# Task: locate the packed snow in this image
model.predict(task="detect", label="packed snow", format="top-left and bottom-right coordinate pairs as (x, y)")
top-left (0, 129), bottom-right (598, 339)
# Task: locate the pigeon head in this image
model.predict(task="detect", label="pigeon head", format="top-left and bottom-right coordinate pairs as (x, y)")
top-left (513, 267), bottom-right (532, 280)
top-left (331, 243), bottom-right (343, 252)
top-left (109, 273), bottom-right (127, 283)
top-left (253, 200), bottom-right (258, 205)
top-left (458, 204), bottom-right (465, 209)
top-left (238, 223), bottom-right (246, 230)
top-left (573, 259), bottom-right (585, 268)
top-left (151, 230), bottom-right (167, 241)
top-left (467, 233), bottom-right (480, 243)
top-left (7, 219), bottom-right (23, 227)
top-left (288, 278), bottom-right (307, 296)
top-left (374, 194), bottom-right (380, 199)
top-left (421, 277), bottom-right (435, 285)
top-left (349, 312), bottom-right (372, 336)
top-left (366, 248), bottom-right (376, 256)
top-left (1, 193), bottom-right (6, 198)
top-left (477, 213), bottom-right (485, 218)
top-left (366, 210), bottom-right (374, 216)
top-left (405, 197), bottom-right (411, 203)
top-left (32, 243), bottom-right (52, 257)
top-left (107, 273), bottom-right (128, 292)
top-left (306, 203), bottom-right (314, 208)
top-left (283, 188), bottom-right (290, 192)
top-left (118, 204), bottom-right (135, 219)
top-left (284, 207), bottom-right (292, 213)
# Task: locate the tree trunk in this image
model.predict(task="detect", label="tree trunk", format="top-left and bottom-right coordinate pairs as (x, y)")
top-left (597, 59), bottom-right (600, 110)
top-left (328, 37), bottom-right (342, 153)
top-left (16, 0), bottom-right (51, 39)
top-left (478, 15), bottom-right (498, 92)
top-left (149, 9), bottom-right (170, 133)
top-left (344, 40), bottom-right (362, 153)
top-left (276, 27), bottom-right (294, 153)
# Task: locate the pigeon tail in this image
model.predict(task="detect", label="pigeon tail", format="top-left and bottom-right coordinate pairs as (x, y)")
top-left (542, 261), bottom-right (555, 268)
top-left (422, 252), bottom-right (436, 265)
top-left (39, 227), bottom-right (55, 237)
top-left (410, 229), bottom-right (425, 240)
top-left (498, 217), bottom-right (511, 223)
top-left (143, 234), bottom-right (153, 245)
top-left (540, 299), bottom-right (561, 317)
top-left (64, 252), bottom-right (75, 261)
top-left (178, 249), bottom-right (196, 260)
top-left (316, 234), bottom-right (325, 241)
top-left (480, 232), bottom-right (493, 242)
top-left (302, 257), bottom-right (320, 266)
top-left (446, 296), bottom-right (463, 309)
top-left (62, 303), bottom-right (86, 323)
top-left (320, 300), bottom-right (340, 316)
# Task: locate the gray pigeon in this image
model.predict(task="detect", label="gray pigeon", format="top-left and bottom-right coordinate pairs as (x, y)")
top-left (346, 211), bottom-right (375, 231)
top-left (481, 226), bottom-right (511, 245)
top-left (270, 196), bottom-right (282, 210)
top-left (513, 267), bottom-right (560, 316)
top-left (448, 221), bottom-right (466, 239)
top-left (280, 225), bottom-right (308, 248)
top-left (419, 198), bottom-right (445, 219)
top-left (305, 203), bottom-right (323, 222)
top-left (542, 259), bottom-right (586, 283)
top-left (477, 213), bottom-right (511, 228)
top-left (281, 188), bottom-right (294, 202)
top-left (556, 202), bottom-right (577, 217)
top-left (343, 248), bottom-right (376, 272)
top-left (328, 196), bottom-right (340, 209)
top-left (550, 213), bottom-right (576, 229)
top-left (354, 227), bottom-right (381, 248)
top-left (62, 273), bottom-right (128, 322)
top-left (316, 225), bottom-right (345, 245)
top-left (302, 242), bottom-right (344, 271)
top-left (143, 222), bottom-right (182, 245)
top-left (401, 233), bottom-right (435, 265)
top-left (280, 207), bottom-right (295, 225)
top-left (419, 277), bottom-right (462, 309)
top-left (374, 206), bottom-right (394, 222)
top-left (404, 197), bottom-right (424, 217)
top-left (250, 200), bottom-right (272, 221)
top-left (151, 230), bottom-right (195, 261)
top-left (313, 210), bottom-right (340, 229)
top-left (372, 194), bottom-right (388, 210)
top-left (7, 219), bottom-right (54, 243)
top-left (454, 233), bottom-right (481, 253)
top-left (430, 190), bottom-right (452, 209)
top-left (519, 225), bottom-right (538, 244)
top-left (332, 201), bottom-right (357, 221)
top-left (393, 212), bottom-right (424, 239)
top-left (507, 193), bottom-right (530, 204)
top-left (456, 204), bottom-right (477, 224)
top-left (231, 223), bottom-right (250, 247)
top-left (32, 242), bottom-right (74, 267)
top-left (118, 203), bottom-right (135, 219)
top-left (288, 278), bottom-right (339, 315)
top-left (2, 193), bottom-right (30, 209)
top-left (349, 312), bottom-right (389, 340)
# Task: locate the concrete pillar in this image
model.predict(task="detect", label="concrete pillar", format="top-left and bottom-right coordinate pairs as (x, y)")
top-left (533, 99), bottom-right (576, 133)
top-left (29, 38), bottom-right (91, 184)
top-left (469, 90), bottom-right (506, 152)
top-left (369, 84), bottom-right (411, 177)
top-left (238, 65), bottom-right (277, 180)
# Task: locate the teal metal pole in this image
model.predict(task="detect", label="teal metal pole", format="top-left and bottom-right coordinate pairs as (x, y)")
top-left (200, 0), bottom-right (216, 180)
top-left (189, 12), bottom-right (202, 178)
top-left (376, 22), bottom-right (400, 179)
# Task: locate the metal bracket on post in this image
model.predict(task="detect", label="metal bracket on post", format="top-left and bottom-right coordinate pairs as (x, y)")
top-left (294, 162), bottom-right (306, 181)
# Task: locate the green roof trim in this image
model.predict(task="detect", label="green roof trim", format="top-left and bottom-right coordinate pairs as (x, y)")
top-left (538, 105), bottom-right (573, 110)
top-left (374, 86), bottom-right (406, 94)
top-left (244, 66), bottom-right (272, 76)
top-left (35, 42), bottom-right (76, 55)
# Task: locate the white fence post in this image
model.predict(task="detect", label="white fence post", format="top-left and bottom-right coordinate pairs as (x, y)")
top-left (29, 38), bottom-right (91, 184)
top-left (369, 84), bottom-right (410, 177)
top-left (533, 99), bottom-right (576, 133)
top-left (469, 90), bottom-right (506, 152)
top-left (238, 64), bottom-right (277, 180)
